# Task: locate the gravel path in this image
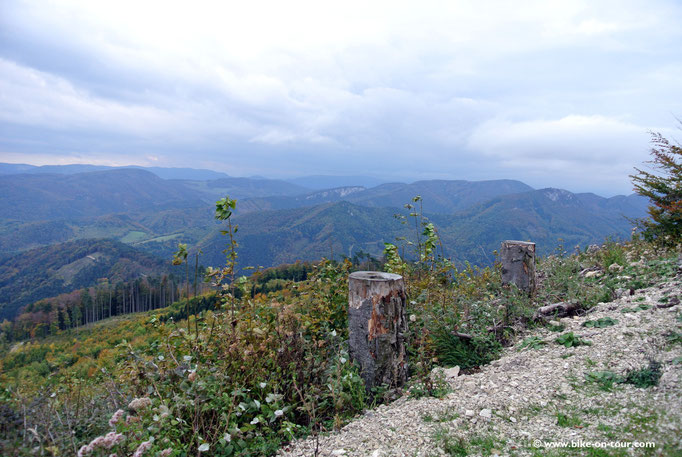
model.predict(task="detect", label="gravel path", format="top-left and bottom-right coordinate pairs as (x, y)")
top-left (279, 278), bottom-right (682, 457)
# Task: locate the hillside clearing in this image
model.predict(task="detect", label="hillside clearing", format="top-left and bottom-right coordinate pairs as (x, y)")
top-left (279, 279), bottom-right (682, 457)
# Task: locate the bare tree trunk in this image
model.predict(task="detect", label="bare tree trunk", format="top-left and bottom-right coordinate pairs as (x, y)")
top-left (348, 271), bottom-right (408, 391)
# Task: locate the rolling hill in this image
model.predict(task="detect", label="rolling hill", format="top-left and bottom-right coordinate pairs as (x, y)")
top-left (0, 239), bottom-right (176, 321)
top-left (0, 168), bottom-right (206, 221)
top-left (238, 179), bottom-right (534, 214)
top-left (200, 188), bottom-right (648, 271)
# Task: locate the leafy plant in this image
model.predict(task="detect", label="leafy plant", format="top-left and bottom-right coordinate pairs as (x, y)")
top-left (622, 361), bottom-right (662, 388)
top-left (582, 317), bottom-right (618, 328)
top-left (621, 303), bottom-right (651, 313)
top-left (518, 336), bottom-right (547, 351)
top-left (555, 332), bottom-right (591, 348)
top-left (585, 371), bottom-right (623, 391)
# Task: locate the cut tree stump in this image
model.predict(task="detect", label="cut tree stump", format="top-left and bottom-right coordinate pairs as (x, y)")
top-left (500, 240), bottom-right (536, 294)
top-left (348, 271), bottom-right (407, 391)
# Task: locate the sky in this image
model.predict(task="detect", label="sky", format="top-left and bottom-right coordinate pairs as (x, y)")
top-left (1, 0), bottom-right (681, 196)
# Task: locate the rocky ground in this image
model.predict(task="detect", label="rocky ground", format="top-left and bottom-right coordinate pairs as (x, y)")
top-left (279, 277), bottom-right (682, 457)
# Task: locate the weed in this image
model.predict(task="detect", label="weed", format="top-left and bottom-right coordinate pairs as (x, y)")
top-left (432, 330), bottom-right (501, 370)
top-left (664, 331), bottom-right (682, 346)
top-left (585, 371), bottom-right (623, 391)
top-left (555, 332), bottom-right (591, 348)
top-left (556, 411), bottom-right (584, 428)
top-left (548, 323), bottom-right (565, 332)
top-left (518, 336), bottom-right (546, 351)
top-left (582, 317), bottom-right (618, 328)
top-left (621, 303), bottom-right (651, 313)
top-left (433, 427), bottom-right (468, 456)
top-left (622, 361), bottom-right (662, 388)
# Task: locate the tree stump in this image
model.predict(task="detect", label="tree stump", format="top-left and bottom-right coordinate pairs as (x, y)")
top-left (348, 271), bottom-right (407, 391)
top-left (500, 240), bottom-right (536, 294)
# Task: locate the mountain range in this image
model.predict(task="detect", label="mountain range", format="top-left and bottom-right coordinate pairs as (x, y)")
top-left (0, 165), bottom-right (650, 320)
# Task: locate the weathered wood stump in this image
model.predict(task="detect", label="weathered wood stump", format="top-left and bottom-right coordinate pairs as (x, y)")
top-left (500, 240), bottom-right (536, 294)
top-left (348, 271), bottom-right (407, 391)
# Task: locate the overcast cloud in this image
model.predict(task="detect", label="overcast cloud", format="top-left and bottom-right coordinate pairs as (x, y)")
top-left (1, 0), bottom-right (681, 195)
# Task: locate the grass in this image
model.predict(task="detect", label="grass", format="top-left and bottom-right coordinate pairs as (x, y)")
top-left (422, 408), bottom-right (460, 423)
top-left (621, 361), bottom-right (662, 388)
top-left (556, 411), bottom-right (585, 428)
top-left (584, 371), bottom-right (622, 392)
top-left (432, 429), bottom-right (505, 457)
top-left (119, 230), bottom-right (149, 243)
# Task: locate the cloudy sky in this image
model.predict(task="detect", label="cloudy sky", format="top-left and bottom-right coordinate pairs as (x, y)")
top-left (1, 0), bottom-right (681, 195)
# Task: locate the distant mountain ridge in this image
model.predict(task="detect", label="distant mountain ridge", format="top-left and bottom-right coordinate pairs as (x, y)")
top-left (0, 162), bottom-right (232, 181)
top-left (239, 179), bottom-right (534, 214)
top-left (0, 168), bottom-right (207, 221)
top-left (199, 187), bottom-right (648, 272)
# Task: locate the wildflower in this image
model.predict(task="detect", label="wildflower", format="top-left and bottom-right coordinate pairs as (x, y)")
top-left (159, 449), bottom-right (173, 457)
top-left (188, 371), bottom-right (197, 382)
top-left (102, 432), bottom-right (125, 449)
top-left (158, 404), bottom-right (171, 419)
top-left (198, 443), bottom-right (210, 452)
top-left (108, 409), bottom-right (125, 427)
top-left (128, 397), bottom-right (152, 411)
top-left (259, 382), bottom-right (267, 388)
top-left (274, 409), bottom-right (284, 417)
top-left (77, 444), bottom-right (92, 457)
top-left (250, 417), bottom-right (260, 425)
top-left (132, 440), bottom-right (153, 457)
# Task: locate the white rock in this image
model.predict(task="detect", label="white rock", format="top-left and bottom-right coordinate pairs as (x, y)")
top-left (479, 408), bottom-right (492, 419)
top-left (331, 450), bottom-right (346, 456)
top-left (465, 409), bottom-right (475, 417)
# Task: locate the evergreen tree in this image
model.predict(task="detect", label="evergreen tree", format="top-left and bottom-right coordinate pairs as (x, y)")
top-left (631, 125), bottom-right (682, 244)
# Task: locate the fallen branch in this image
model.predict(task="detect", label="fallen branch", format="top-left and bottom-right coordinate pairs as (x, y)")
top-left (534, 301), bottom-right (581, 320)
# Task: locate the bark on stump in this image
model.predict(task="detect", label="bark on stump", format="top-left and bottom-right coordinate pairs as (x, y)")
top-left (500, 240), bottom-right (536, 294)
top-left (348, 271), bottom-right (407, 391)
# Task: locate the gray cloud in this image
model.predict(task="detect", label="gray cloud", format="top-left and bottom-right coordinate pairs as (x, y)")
top-left (1, 0), bottom-right (681, 195)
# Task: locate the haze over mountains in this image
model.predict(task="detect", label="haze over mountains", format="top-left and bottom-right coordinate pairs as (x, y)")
top-left (0, 163), bottom-right (649, 320)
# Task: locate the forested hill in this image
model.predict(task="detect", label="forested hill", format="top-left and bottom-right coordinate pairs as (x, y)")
top-left (238, 179), bottom-right (533, 214)
top-left (199, 188), bottom-right (647, 271)
top-left (0, 239), bottom-right (175, 321)
top-left (0, 169), bottom-right (206, 221)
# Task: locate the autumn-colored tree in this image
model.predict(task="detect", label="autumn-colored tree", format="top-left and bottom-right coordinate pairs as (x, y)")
top-left (631, 125), bottom-right (682, 245)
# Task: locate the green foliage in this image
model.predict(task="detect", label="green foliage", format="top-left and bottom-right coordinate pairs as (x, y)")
top-left (2, 196), bottom-right (678, 457)
top-left (432, 330), bottom-right (502, 370)
top-left (582, 317), bottom-right (618, 328)
top-left (556, 411), bottom-right (584, 428)
top-left (585, 371), bottom-right (623, 391)
top-left (585, 361), bottom-right (662, 391)
top-left (621, 304), bottom-right (652, 313)
top-left (518, 336), bottom-right (546, 351)
top-left (622, 361), bottom-right (662, 388)
top-left (631, 126), bottom-right (682, 245)
top-left (555, 332), bottom-right (591, 348)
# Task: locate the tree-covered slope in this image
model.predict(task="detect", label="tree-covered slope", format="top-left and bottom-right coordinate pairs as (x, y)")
top-left (238, 179), bottom-right (534, 214)
top-left (0, 169), bottom-right (206, 221)
top-left (0, 239), bottom-right (174, 321)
